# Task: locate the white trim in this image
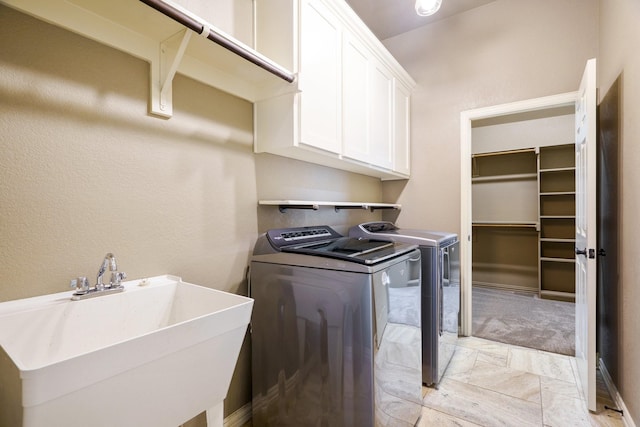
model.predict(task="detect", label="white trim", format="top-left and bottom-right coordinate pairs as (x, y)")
top-left (472, 281), bottom-right (539, 295)
top-left (460, 109), bottom-right (473, 336)
top-left (459, 92), bottom-right (579, 336)
top-left (599, 359), bottom-right (637, 427)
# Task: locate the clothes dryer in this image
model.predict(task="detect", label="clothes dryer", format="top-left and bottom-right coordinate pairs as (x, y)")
top-left (350, 221), bottom-right (460, 386)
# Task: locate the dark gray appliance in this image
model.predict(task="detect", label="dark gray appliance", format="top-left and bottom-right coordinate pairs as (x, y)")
top-left (349, 221), bottom-right (460, 387)
top-left (250, 226), bottom-right (423, 427)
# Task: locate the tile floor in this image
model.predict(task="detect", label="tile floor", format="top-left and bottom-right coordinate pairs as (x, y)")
top-left (419, 336), bottom-right (624, 427)
top-left (239, 336), bottom-right (624, 427)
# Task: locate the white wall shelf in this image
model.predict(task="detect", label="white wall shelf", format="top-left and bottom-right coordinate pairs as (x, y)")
top-left (472, 221), bottom-right (539, 229)
top-left (1, 0), bottom-right (296, 117)
top-left (540, 237), bottom-right (576, 242)
top-left (540, 289), bottom-right (575, 299)
top-left (259, 200), bottom-right (401, 213)
top-left (540, 167), bottom-right (576, 173)
top-left (472, 173), bottom-right (538, 182)
top-left (540, 192), bottom-right (576, 196)
top-left (541, 257), bottom-right (575, 263)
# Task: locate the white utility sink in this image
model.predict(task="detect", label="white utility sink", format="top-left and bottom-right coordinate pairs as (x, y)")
top-left (0, 275), bottom-right (253, 427)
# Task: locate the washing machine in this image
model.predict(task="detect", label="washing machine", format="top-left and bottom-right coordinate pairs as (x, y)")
top-left (250, 225), bottom-right (423, 427)
top-left (350, 221), bottom-right (460, 387)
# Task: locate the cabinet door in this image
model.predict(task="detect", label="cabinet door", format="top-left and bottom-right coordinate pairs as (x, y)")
top-left (299, 0), bottom-right (341, 154)
top-left (394, 81), bottom-right (411, 176)
top-left (342, 32), bottom-right (370, 162)
top-left (369, 59), bottom-right (393, 170)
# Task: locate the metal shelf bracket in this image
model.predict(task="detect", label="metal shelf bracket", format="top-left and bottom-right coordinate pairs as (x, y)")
top-left (334, 205), bottom-right (369, 212)
top-left (278, 204), bottom-right (319, 213)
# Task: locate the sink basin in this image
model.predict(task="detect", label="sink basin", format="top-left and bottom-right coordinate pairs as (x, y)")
top-left (0, 275), bottom-right (253, 427)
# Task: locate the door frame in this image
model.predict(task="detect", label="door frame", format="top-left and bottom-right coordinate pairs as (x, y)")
top-left (459, 92), bottom-right (579, 336)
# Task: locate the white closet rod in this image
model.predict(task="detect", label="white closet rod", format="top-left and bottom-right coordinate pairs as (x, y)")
top-left (139, 0), bottom-right (295, 83)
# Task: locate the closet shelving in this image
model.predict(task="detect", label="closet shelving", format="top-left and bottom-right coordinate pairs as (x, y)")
top-left (471, 148), bottom-right (540, 293)
top-left (471, 148), bottom-right (539, 227)
top-left (538, 144), bottom-right (576, 301)
top-left (471, 143), bottom-right (577, 300)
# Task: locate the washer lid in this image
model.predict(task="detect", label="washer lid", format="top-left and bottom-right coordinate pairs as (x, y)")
top-left (282, 236), bottom-right (415, 265)
top-left (264, 225), bottom-right (417, 265)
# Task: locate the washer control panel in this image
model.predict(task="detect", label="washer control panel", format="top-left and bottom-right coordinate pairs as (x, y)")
top-left (266, 226), bottom-right (341, 248)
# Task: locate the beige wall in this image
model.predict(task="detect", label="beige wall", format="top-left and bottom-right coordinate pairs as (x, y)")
top-left (472, 109), bottom-right (574, 154)
top-left (382, 0), bottom-right (639, 422)
top-left (598, 0), bottom-right (640, 423)
top-left (0, 4), bottom-right (383, 423)
top-left (381, 0), bottom-right (598, 235)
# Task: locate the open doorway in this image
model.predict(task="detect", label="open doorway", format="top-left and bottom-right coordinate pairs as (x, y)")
top-left (459, 93), bottom-right (579, 356)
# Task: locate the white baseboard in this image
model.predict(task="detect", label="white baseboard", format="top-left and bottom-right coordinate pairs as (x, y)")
top-left (599, 359), bottom-right (637, 427)
top-left (224, 402), bottom-right (252, 427)
top-left (472, 281), bottom-right (539, 295)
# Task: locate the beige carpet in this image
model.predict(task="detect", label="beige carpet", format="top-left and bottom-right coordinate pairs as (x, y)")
top-left (472, 287), bottom-right (575, 356)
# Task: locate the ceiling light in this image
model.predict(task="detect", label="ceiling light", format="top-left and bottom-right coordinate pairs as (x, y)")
top-left (415, 0), bottom-right (442, 16)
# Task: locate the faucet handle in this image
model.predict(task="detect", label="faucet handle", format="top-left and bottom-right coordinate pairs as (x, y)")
top-left (70, 276), bottom-right (90, 294)
top-left (111, 271), bottom-right (127, 288)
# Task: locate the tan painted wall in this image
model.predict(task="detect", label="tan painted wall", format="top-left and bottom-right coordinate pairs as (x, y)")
top-left (0, 4), bottom-right (383, 424)
top-left (472, 111), bottom-right (574, 154)
top-left (598, 0), bottom-right (640, 423)
top-left (381, 0), bottom-right (598, 236)
top-left (381, 0), bottom-right (639, 421)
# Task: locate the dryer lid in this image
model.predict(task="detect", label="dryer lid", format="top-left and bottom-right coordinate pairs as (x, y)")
top-left (350, 222), bottom-right (458, 247)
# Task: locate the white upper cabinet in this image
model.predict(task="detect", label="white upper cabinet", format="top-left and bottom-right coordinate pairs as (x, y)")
top-left (298, 0), bottom-right (342, 154)
top-left (394, 82), bottom-right (412, 176)
top-left (342, 34), bottom-right (394, 172)
top-left (342, 31), bottom-right (371, 162)
top-left (254, 0), bottom-right (416, 180)
top-left (368, 59), bottom-right (394, 170)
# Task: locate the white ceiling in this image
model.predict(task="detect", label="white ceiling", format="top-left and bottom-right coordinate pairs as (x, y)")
top-left (345, 0), bottom-right (497, 40)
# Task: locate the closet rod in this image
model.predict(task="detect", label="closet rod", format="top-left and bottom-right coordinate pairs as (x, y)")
top-left (139, 0), bottom-right (296, 83)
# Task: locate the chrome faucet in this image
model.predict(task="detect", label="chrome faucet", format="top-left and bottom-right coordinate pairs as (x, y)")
top-left (70, 252), bottom-right (127, 300)
top-left (96, 252), bottom-right (126, 291)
